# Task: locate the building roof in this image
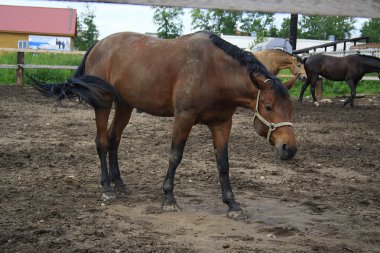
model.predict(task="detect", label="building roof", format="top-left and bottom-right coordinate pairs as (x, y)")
top-left (0, 5), bottom-right (76, 36)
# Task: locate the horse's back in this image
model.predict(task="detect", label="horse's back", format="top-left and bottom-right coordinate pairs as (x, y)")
top-left (305, 55), bottom-right (350, 80)
top-left (84, 32), bottom-right (218, 116)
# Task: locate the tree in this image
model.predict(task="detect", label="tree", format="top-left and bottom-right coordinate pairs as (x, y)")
top-left (74, 4), bottom-right (100, 50)
top-left (298, 15), bottom-right (356, 40)
top-left (240, 12), bottom-right (277, 37)
top-left (190, 9), bottom-right (242, 35)
top-left (277, 17), bottom-right (291, 38)
top-left (360, 18), bottom-right (380, 43)
top-left (153, 7), bottom-right (184, 39)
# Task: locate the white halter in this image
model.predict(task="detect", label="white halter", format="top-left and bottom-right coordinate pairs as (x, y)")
top-left (253, 83), bottom-right (293, 143)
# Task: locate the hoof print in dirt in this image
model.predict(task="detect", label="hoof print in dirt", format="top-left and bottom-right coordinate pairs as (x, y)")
top-left (144, 205), bottom-right (164, 214)
top-left (264, 225), bottom-right (300, 237)
top-left (227, 210), bottom-right (249, 221)
top-left (101, 192), bottom-right (116, 201)
top-left (114, 184), bottom-right (128, 195)
top-left (162, 202), bottom-right (181, 212)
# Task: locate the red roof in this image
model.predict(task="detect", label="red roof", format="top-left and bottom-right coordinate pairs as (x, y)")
top-left (0, 5), bottom-right (76, 36)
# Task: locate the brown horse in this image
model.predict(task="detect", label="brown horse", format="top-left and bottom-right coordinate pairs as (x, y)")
top-left (253, 49), bottom-right (307, 83)
top-left (30, 31), bottom-right (297, 218)
top-left (299, 54), bottom-right (380, 106)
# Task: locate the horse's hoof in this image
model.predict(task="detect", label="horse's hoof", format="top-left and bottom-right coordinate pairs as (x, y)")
top-left (343, 98), bottom-right (351, 107)
top-left (114, 183), bottom-right (128, 194)
top-left (314, 101), bottom-right (319, 107)
top-left (227, 209), bottom-right (248, 220)
top-left (102, 191), bottom-right (116, 201)
top-left (162, 202), bottom-right (181, 212)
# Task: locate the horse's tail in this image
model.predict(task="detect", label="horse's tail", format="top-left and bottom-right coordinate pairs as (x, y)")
top-left (28, 44), bottom-right (115, 108)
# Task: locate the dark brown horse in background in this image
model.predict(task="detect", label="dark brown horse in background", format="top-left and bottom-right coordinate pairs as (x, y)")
top-left (298, 54), bottom-right (380, 106)
top-left (30, 31), bottom-right (297, 218)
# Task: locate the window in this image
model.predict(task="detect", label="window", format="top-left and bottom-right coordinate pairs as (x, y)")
top-left (18, 40), bottom-right (28, 49)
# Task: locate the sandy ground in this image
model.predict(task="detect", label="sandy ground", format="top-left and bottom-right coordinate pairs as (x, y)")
top-left (0, 86), bottom-right (379, 253)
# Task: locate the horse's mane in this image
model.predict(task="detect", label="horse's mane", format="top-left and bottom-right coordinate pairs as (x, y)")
top-left (355, 54), bottom-right (380, 61)
top-left (206, 32), bottom-right (289, 98)
top-left (272, 49), bottom-right (303, 63)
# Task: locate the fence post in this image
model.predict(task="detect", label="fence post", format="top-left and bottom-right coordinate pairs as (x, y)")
top-left (16, 51), bottom-right (24, 86)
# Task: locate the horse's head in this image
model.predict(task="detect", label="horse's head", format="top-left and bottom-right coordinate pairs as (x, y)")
top-left (251, 74), bottom-right (297, 160)
top-left (290, 56), bottom-right (307, 82)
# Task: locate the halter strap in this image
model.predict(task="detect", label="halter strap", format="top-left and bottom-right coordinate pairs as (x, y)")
top-left (253, 90), bottom-right (293, 143)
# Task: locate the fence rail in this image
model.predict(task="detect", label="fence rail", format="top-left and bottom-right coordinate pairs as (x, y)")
top-left (301, 49), bottom-right (380, 58)
top-left (0, 48), bottom-right (85, 85)
top-left (1, 48), bottom-right (378, 85)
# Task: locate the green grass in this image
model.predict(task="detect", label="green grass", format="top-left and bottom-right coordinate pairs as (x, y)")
top-left (279, 69), bottom-right (380, 98)
top-left (0, 51), bottom-right (81, 84)
top-left (1, 51), bottom-right (380, 97)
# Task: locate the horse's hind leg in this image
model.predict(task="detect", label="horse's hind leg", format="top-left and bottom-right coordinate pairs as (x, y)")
top-left (343, 79), bottom-right (357, 107)
top-left (95, 105), bottom-right (114, 200)
top-left (162, 114), bottom-right (194, 211)
top-left (108, 103), bottom-right (133, 193)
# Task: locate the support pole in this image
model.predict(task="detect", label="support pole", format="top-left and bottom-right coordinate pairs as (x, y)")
top-left (289, 14), bottom-right (298, 51)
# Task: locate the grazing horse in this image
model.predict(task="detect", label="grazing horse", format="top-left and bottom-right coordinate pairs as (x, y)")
top-left (253, 49), bottom-right (307, 87)
top-left (30, 31), bottom-right (297, 218)
top-left (298, 54), bottom-right (380, 106)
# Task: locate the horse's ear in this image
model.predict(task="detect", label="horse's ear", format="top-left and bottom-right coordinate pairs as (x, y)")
top-left (250, 73), bottom-right (272, 90)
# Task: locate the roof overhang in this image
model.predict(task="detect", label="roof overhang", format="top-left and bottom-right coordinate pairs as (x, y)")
top-left (50, 0), bottom-right (380, 18)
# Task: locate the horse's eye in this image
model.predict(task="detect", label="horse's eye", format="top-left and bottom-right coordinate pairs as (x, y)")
top-left (265, 106), bottom-right (273, 112)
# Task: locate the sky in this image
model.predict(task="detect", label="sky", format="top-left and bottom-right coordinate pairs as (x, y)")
top-left (1, 0), bottom-right (368, 39)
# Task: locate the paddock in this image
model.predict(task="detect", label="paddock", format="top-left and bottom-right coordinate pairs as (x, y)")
top-left (0, 86), bottom-right (379, 252)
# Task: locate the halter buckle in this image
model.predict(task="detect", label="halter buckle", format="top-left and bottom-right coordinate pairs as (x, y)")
top-left (269, 123), bottom-right (276, 131)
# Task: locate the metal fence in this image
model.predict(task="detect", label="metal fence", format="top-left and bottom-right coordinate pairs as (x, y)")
top-left (303, 49), bottom-right (380, 58)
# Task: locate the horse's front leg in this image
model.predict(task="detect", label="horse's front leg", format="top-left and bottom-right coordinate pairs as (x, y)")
top-left (309, 76), bottom-right (320, 104)
top-left (298, 77), bottom-right (311, 103)
top-left (162, 114), bottom-right (194, 211)
top-left (209, 119), bottom-right (246, 220)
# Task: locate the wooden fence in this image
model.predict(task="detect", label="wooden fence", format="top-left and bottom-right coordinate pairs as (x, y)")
top-left (0, 48), bottom-right (85, 85)
top-left (1, 48), bottom-right (378, 86)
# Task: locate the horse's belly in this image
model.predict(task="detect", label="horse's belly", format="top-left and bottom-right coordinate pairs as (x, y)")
top-left (118, 86), bottom-right (174, 116)
top-left (320, 69), bottom-right (346, 81)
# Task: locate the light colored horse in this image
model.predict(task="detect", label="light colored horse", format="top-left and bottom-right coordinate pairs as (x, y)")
top-left (253, 49), bottom-right (307, 88)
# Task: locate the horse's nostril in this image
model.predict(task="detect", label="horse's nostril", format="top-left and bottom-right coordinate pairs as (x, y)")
top-left (279, 143), bottom-right (296, 160)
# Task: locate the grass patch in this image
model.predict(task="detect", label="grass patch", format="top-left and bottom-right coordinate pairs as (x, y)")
top-left (279, 69), bottom-right (380, 98)
top-left (1, 51), bottom-right (380, 97)
top-left (0, 51), bottom-right (81, 85)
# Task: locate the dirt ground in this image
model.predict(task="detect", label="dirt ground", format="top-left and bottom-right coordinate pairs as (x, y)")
top-left (0, 86), bottom-right (379, 253)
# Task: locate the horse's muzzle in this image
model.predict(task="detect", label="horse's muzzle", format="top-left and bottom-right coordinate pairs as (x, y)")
top-left (277, 144), bottom-right (297, 160)
top-left (299, 75), bottom-right (307, 82)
